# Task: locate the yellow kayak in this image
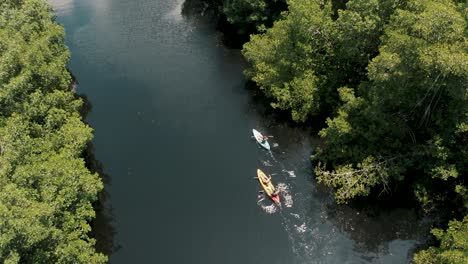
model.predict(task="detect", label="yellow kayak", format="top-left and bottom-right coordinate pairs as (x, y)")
top-left (257, 169), bottom-right (281, 205)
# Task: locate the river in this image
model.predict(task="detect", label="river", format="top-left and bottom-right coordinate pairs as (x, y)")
top-left (49, 0), bottom-right (430, 263)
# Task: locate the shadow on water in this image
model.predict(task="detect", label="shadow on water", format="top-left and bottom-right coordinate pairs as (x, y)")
top-left (84, 142), bottom-right (121, 256)
top-left (181, 0), bottom-right (209, 16)
top-left (78, 91), bottom-right (120, 256)
top-left (66, 43), bottom-right (119, 256)
top-left (313, 171), bottom-right (433, 253)
top-left (181, 0), bottom-right (251, 48)
top-left (326, 203), bottom-right (431, 251)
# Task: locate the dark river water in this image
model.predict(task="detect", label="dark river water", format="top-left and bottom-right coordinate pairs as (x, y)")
top-left (49, 0), bottom-right (430, 263)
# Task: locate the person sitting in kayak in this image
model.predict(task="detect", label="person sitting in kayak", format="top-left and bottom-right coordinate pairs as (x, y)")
top-left (272, 189), bottom-right (279, 196)
top-left (262, 135), bottom-right (269, 142)
top-left (262, 175), bottom-right (272, 185)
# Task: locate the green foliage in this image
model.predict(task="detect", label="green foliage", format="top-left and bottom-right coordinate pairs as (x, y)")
top-left (243, 0), bottom-right (334, 121)
top-left (314, 0), bottom-right (467, 208)
top-left (222, 0), bottom-right (286, 34)
top-left (0, 0), bottom-right (71, 115)
top-left (313, 85), bottom-right (409, 203)
top-left (332, 0), bottom-right (401, 85)
top-left (315, 156), bottom-right (393, 203)
top-left (243, 0), bottom-right (402, 121)
top-left (0, 0), bottom-right (107, 263)
top-left (413, 216), bottom-right (468, 264)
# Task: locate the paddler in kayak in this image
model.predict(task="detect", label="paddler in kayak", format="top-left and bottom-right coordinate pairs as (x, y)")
top-left (262, 174), bottom-right (272, 185)
top-left (262, 174), bottom-right (279, 195)
top-left (256, 169), bottom-right (281, 205)
top-left (261, 135), bottom-right (269, 142)
top-left (270, 188), bottom-right (280, 200)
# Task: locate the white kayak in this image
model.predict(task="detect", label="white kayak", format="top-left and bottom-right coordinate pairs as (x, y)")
top-left (252, 129), bottom-right (270, 150)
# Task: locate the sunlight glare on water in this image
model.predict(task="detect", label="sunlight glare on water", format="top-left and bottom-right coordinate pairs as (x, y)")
top-left (165, 0), bottom-right (185, 21)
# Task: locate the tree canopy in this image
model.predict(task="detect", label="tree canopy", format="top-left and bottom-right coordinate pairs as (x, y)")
top-left (243, 0), bottom-right (404, 121)
top-left (314, 0), bottom-right (467, 209)
top-left (0, 0), bottom-right (106, 262)
top-left (414, 216), bottom-right (468, 264)
top-left (223, 0), bottom-right (287, 34)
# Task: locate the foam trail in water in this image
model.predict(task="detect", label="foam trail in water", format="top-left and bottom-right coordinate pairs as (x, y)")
top-left (268, 150), bottom-right (279, 163)
top-left (262, 204), bottom-right (278, 214)
top-left (295, 223), bottom-right (307, 233)
top-left (257, 194), bottom-right (278, 214)
top-left (282, 169), bottom-right (296, 178)
top-left (277, 182), bottom-right (293, 208)
top-left (290, 213), bottom-right (300, 219)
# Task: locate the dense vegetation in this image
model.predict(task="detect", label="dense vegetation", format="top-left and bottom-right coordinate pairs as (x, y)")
top-left (182, 0), bottom-right (287, 45)
top-left (210, 0), bottom-right (467, 261)
top-left (222, 0), bottom-right (287, 34)
top-left (0, 0), bottom-right (106, 263)
top-left (414, 216), bottom-right (468, 264)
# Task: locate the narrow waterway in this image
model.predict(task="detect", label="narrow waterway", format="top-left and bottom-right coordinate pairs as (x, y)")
top-left (50, 0), bottom-right (430, 263)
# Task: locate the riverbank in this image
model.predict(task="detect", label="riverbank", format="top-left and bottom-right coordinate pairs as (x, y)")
top-left (0, 0), bottom-right (107, 262)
